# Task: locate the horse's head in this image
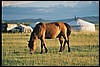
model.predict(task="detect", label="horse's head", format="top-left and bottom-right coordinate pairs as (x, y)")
top-left (28, 39), bottom-right (36, 54)
top-left (28, 22), bottom-right (45, 54)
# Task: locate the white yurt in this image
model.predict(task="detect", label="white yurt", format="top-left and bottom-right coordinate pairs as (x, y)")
top-left (68, 19), bottom-right (95, 32)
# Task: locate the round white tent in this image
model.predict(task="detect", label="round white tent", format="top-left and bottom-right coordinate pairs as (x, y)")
top-left (68, 19), bottom-right (95, 32)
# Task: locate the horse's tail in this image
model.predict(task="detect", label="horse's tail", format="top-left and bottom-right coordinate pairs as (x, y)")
top-left (64, 23), bottom-right (71, 37)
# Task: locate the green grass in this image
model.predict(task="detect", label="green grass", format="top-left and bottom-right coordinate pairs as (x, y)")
top-left (2, 45), bottom-right (99, 66)
top-left (2, 25), bottom-right (99, 66)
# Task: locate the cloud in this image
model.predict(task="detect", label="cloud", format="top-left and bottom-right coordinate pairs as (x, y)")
top-left (36, 8), bottom-right (54, 13)
top-left (62, 1), bottom-right (79, 7)
top-left (2, 1), bottom-right (34, 6)
top-left (62, 1), bottom-right (96, 7)
top-left (2, 1), bottom-right (99, 7)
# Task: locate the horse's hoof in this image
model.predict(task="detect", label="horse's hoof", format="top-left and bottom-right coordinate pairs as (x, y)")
top-left (45, 50), bottom-right (48, 53)
top-left (68, 50), bottom-right (70, 52)
top-left (30, 53), bottom-right (33, 54)
top-left (45, 52), bottom-right (48, 53)
top-left (40, 52), bottom-right (43, 54)
top-left (45, 51), bottom-right (48, 53)
top-left (59, 50), bottom-right (62, 52)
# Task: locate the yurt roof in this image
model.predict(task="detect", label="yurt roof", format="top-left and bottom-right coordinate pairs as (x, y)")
top-left (68, 19), bottom-right (95, 27)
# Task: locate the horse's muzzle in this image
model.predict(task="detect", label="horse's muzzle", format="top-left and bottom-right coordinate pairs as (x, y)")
top-left (30, 52), bottom-right (33, 54)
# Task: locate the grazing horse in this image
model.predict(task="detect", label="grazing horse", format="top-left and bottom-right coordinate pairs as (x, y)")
top-left (28, 22), bottom-right (71, 54)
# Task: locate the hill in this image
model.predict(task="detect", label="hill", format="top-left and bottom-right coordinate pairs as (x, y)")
top-left (3, 16), bottom-right (99, 24)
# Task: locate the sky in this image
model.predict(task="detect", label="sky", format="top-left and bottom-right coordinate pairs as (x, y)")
top-left (2, 1), bottom-right (99, 20)
top-left (2, 1), bottom-right (99, 7)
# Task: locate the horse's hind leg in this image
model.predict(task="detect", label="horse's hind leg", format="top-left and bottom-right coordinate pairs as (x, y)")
top-left (63, 36), bottom-right (70, 52)
top-left (66, 37), bottom-right (70, 52)
top-left (59, 36), bottom-right (63, 52)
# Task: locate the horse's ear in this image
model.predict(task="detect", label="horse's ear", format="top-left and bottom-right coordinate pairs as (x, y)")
top-left (38, 22), bottom-right (43, 25)
top-left (38, 23), bottom-right (45, 27)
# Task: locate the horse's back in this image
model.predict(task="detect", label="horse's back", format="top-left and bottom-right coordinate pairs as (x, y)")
top-left (45, 22), bottom-right (66, 39)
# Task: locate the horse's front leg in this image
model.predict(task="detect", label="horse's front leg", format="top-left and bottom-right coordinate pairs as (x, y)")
top-left (40, 41), bottom-right (43, 54)
top-left (40, 38), bottom-right (48, 54)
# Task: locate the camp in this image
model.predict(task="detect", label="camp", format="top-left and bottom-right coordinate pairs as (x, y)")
top-left (68, 19), bottom-right (95, 32)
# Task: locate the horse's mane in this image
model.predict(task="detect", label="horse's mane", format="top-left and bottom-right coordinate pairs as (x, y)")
top-left (36, 22), bottom-right (44, 26)
top-left (33, 22), bottom-right (45, 38)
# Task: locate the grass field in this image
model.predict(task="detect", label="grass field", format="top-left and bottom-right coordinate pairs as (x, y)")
top-left (2, 25), bottom-right (99, 66)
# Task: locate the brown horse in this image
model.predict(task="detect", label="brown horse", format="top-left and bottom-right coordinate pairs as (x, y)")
top-left (28, 22), bottom-right (71, 54)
